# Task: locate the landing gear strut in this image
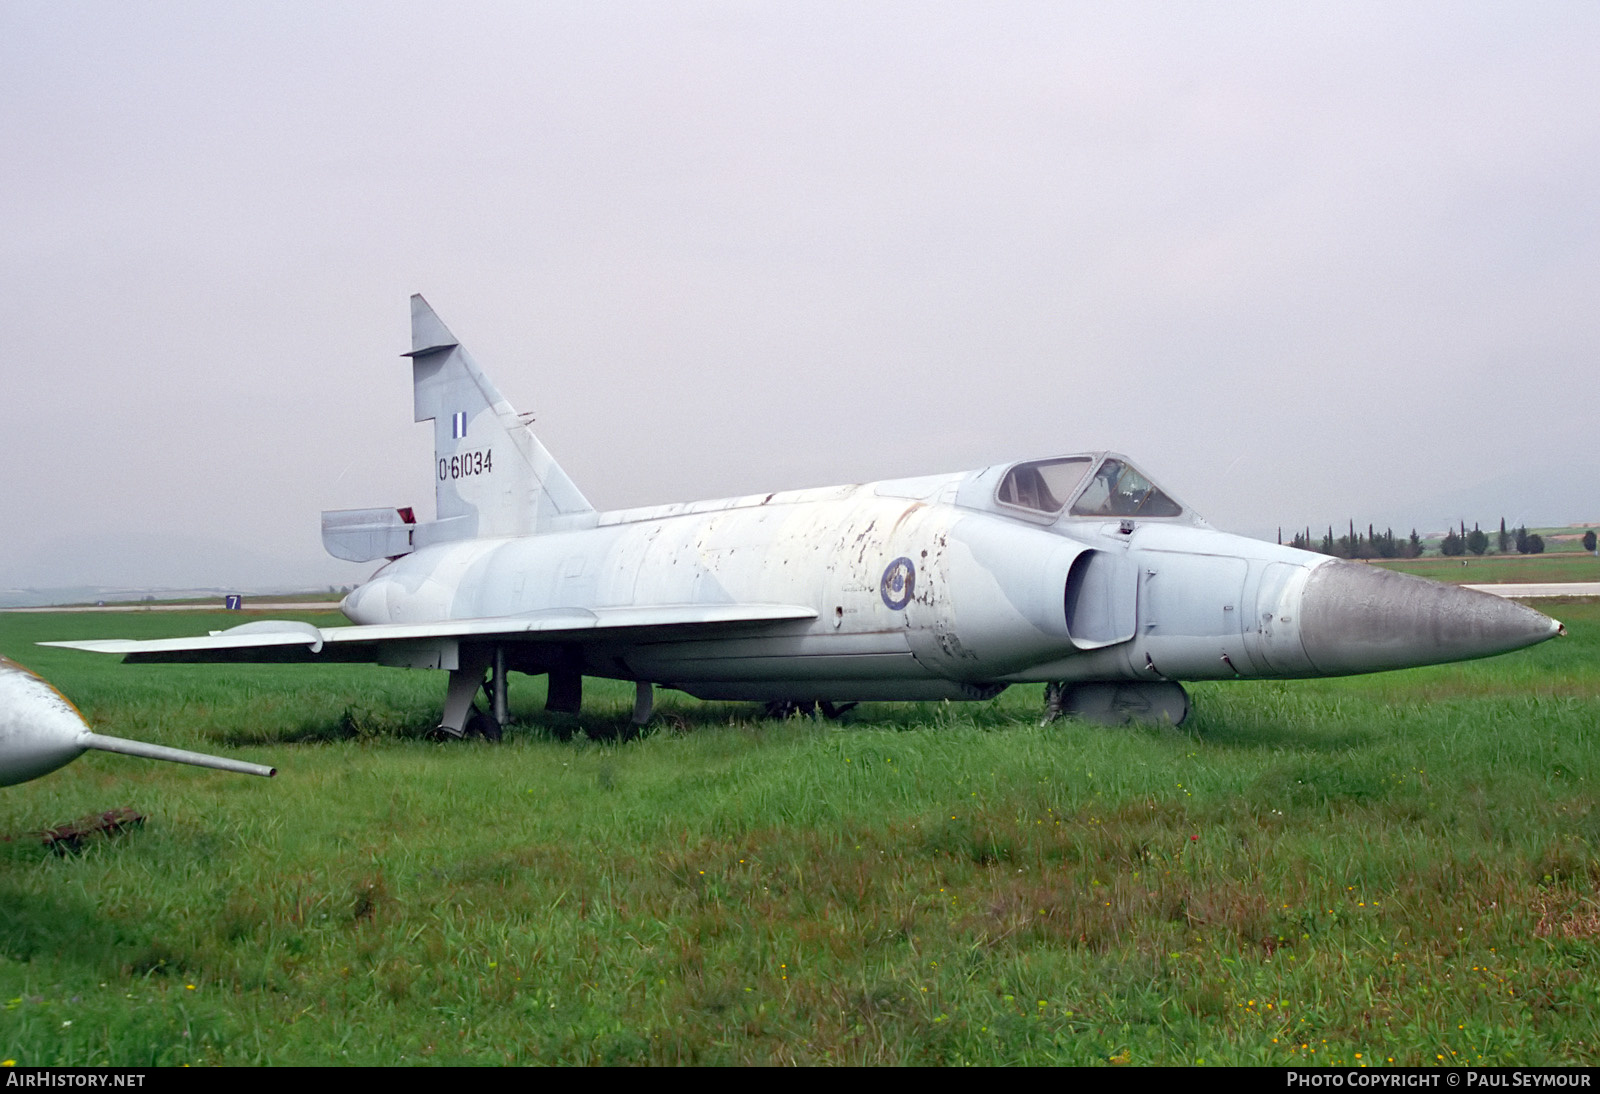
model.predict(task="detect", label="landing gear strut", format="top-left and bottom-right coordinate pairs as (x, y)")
top-left (490, 647), bottom-right (508, 726)
top-left (434, 646), bottom-right (509, 740)
top-left (632, 681), bottom-right (654, 726)
top-left (1041, 682), bottom-right (1067, 725)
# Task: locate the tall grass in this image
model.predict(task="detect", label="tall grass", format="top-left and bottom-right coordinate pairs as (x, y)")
top-left (1, 605), bottom-right (1597, 1064)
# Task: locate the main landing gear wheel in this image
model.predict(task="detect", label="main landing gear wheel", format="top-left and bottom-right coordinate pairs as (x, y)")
top-left (464, 707), bottom-right (502, 741)
top-left (430, 704), bottom-right (502, 741)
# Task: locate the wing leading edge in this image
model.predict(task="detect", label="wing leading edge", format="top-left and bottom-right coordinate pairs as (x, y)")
top-left (41, 604), bottom-right (818, 664)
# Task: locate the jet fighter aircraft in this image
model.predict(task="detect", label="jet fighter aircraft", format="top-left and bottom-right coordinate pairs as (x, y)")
top-left (45, 296), bottom-right (1564, 734)
top-left (0, 655), bottom-right (274, 786)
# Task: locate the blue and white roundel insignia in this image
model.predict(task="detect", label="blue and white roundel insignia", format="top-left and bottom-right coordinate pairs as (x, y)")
top-left (880, 557), bottom-right (916, 611)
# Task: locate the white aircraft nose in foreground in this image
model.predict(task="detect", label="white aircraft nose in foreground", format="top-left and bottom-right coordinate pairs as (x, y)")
top-left (46, 296), bottom-right (1564, 736)
top-left (0, 656), bottom-right (274, 787)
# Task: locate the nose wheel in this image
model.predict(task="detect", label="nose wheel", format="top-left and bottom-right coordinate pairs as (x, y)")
top-left (1041, 681), bottom-right (1189, 727)
top-left (762, 700), bottom-right (858, 721)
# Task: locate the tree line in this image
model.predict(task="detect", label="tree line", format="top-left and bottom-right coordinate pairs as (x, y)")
top-left (1281, 517), bottom-right (1557, 559)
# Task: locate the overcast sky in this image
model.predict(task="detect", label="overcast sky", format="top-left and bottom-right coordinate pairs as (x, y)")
top-left (4, 2), bottom-right (1598, 591)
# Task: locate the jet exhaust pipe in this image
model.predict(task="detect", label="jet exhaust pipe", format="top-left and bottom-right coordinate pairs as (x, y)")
top-left (0, 656), bottom-right (275, 787)
top-left (1295, 562), bottom-right (1564, 676)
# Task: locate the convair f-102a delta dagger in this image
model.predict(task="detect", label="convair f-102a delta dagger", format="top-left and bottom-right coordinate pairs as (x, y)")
top-left (45, 296), bottom-right (1565, 735)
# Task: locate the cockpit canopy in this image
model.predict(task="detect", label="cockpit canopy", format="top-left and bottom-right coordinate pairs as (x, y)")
top-left (995, 457), bottom-right (1093, 513)
top-left (995, 455), bottom-right (1184, 519)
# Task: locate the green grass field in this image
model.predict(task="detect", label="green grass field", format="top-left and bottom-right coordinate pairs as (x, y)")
top-left (1373, 553), bottom-right (1600, 585)
top-left (2, 604), bottom-right (1598, 1066)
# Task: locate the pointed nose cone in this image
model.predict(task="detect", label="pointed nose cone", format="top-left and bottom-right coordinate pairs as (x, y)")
top-left (0, 657), bottom-right (90, 787)
top-left (1298, 562), bottom-right (1563, 676)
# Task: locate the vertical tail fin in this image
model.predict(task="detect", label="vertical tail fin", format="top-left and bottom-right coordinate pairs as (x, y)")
top-left (405, 295), bottom-right (594, 541)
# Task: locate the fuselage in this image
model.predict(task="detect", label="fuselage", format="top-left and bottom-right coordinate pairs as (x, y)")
top-left (341, 452), bottom-right (1553, 704)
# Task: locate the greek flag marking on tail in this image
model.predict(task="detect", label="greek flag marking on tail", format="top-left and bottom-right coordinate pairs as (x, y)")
top-left (451, 411), bottom-right (467, 439)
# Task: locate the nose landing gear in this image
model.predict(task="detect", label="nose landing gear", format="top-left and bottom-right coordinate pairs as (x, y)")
top-left (1041, 681), bottom-right (1189, 727)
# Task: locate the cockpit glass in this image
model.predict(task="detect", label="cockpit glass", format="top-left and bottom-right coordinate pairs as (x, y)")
top-left (1070, 458), bottom-right (1183, 517)
top-left (996, 458), bottom-right (1093, 514)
